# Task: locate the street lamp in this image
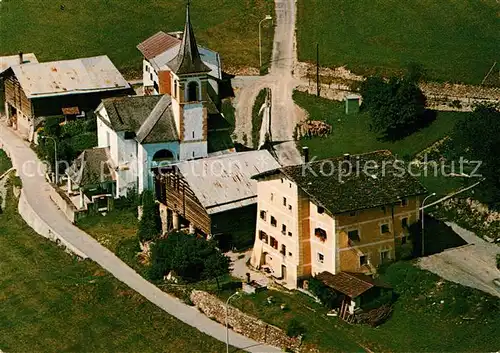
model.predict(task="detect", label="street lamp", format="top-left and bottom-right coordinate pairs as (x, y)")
top-left (259, 15), bottom-right (273, 71)
top-left (421, 192), bottom-right (437, 256)
top-left (225, 291), bottom-right (240, 353)
top-left (41, 136), bottom-right (58, 185)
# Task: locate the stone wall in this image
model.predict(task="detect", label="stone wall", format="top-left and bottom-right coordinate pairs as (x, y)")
top-left (48, 183), bottom-right (81, 223)
top-left (190, 290), bottom-right (301, 351)
top-left (294, 62), bottom-right (500, 112)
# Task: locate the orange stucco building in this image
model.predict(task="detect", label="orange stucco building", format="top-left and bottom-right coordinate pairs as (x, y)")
top-left (250, 150), bottom-right (428, 289)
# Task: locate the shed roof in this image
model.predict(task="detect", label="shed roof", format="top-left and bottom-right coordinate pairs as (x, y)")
top-left (11, 55), bottom-right (129, 98)
top-left (175, 150), bottom-right (280, 214)
top-left (0, 53), bottom-right (38, 74)
top-left (254, 150), bottom-right (427, 214)
top-left (67, 147), bottom-right (115, 186)
top-left (316, 271), bottom-right (391, 298)
top-left (100, 95), bottom-right (178, 144)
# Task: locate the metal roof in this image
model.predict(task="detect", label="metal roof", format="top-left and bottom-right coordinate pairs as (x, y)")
top-left (175, 150), bottom-right (280, 214)
top-left (137, 31), bottom-right (181, 60)
top-left (11, 55), bottom-right (130, 99)
top-left (0, 53), bottom-right (38, 74)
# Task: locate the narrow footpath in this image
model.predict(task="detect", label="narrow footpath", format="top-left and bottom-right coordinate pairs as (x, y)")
top-left (0, 121), bottom-right (281, 353)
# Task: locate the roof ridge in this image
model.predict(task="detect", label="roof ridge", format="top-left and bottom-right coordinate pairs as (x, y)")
top-left (136, 95), bottom-right (172, 143)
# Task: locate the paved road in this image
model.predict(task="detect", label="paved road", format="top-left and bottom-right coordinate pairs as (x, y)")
top-left (0, 122), bottom-right (281, 353)
top-left (234, 0), bottom-right (304, 166)
top-left (418, 222), bottom-right (500, 298)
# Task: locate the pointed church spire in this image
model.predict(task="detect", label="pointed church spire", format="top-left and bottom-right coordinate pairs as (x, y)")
top-left (168, 2), bottom-right (210, 75)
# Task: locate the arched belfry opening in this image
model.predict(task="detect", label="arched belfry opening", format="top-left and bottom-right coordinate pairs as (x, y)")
top-left (187, 81), bottom-right (199, 102)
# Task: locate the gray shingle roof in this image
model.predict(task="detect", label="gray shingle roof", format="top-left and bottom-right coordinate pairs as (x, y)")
top-left (254, 150), bottom-right (428, 214)
top-left (67, 147), bottom-right (115, 186)
top-left (101, 95), bottom-right (178, 143)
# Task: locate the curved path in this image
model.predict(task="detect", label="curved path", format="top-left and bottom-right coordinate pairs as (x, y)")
top-left (234, 0), bottom-right (305, 166)
top-left (0, 122), bottom-right (281, 353)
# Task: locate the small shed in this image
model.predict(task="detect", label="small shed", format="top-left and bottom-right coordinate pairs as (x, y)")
top-left (345, 94), bottom-right (361, 114)
top-left (316, 271), bottom-right (392, 316)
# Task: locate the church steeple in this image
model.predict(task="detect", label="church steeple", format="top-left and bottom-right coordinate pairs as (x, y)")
top-left (168, 3), bottom-right (210, 75)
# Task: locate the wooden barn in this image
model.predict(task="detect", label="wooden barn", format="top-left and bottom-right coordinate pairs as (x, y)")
top-left (1, 55), bottom-right (131, 141)
top-left (155, 150), bottom-right (280, 248)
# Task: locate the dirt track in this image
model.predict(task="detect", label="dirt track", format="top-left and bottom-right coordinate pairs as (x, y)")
top-left (233, 0), bottom-right (305, 166)
top-left (418, 222), bottom-right (500, 298)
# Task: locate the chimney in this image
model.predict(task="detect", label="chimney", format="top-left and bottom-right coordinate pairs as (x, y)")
top-left (303, 146), bottom-right (309, 163)
top-left (18, 51), bottom-right (23, 64)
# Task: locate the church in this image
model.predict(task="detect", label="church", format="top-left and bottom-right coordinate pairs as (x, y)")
top-left (67, 4), bottom-right (233, 199)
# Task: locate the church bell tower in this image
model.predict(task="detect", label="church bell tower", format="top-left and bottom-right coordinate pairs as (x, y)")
top-left (168, 3), bottom-right (211, 160)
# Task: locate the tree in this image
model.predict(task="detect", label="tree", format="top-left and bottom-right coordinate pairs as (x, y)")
top-left (359, 73), bottom-right (427, 140)
top-left (202, 249), bottom-right (231, 290)
top-left (149, 232), bottom-right (230, 284)
top-left (137, 190), bottom-right (162, 243)
top-left (450, 104), bottom-right (500, 206)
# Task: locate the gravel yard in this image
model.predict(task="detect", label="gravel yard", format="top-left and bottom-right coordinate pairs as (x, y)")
top-left (418, 222), bottom-right (500, 298)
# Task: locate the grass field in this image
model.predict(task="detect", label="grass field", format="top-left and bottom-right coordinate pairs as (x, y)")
top-left (294, 91), bottom-right (468, 159)
top-left (0, 0), bottom-right (274, 76)
top-left (221, 261), bottom-right (500, 352)
top-left (0, 150), bottom-right (12, 175)
top-left (294, 91), bottom-right (472, 195)
top-left (297, 0), bottom-right (500, 84)
top-left (0, 174), bottom-right (226, 352)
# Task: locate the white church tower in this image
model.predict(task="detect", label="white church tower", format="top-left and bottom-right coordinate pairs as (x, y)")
top-left (168, 3), bottom-right (210, 160)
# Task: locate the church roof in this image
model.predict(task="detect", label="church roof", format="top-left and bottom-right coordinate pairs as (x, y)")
top-left (100, 95), bottom-right (178, 144)
top-left (167, 4), bottom-right (210, 75)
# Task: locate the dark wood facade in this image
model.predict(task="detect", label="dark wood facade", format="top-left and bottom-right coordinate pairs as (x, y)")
top-left (155, 168), bottom-right (258, 248)
top-left (156, 168), bottom-right (212, 235)
top-left (4, 74), bottom-right (32, 118)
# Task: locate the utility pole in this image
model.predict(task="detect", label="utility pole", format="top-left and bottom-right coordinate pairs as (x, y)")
top-left (316, 43), bottom-right (320, 97)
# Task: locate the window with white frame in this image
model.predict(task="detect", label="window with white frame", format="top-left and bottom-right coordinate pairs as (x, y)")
top-left (380, 223), bottom-right (390, 234)
top-left (380, 249), bottom-right (391, 263)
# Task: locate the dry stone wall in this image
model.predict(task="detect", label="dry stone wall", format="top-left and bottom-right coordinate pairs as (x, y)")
top-left (294, 62), bottom-right (500, 112)
top-left (190, 290), bottom-right (301, 351)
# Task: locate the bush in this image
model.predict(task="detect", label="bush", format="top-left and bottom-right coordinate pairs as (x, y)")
top-left (149, 232), bottom-right (230, 285)
top-left (308, 277), bottom-right (337, 309)
top-left (114, 187), bottom-right (140, 213)
top-left (137, 190), bottom-right (161, 243)
top-left (359, 74), bottom-right (427, 140)
top-left (286, 318), bottom-right (305, 338)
